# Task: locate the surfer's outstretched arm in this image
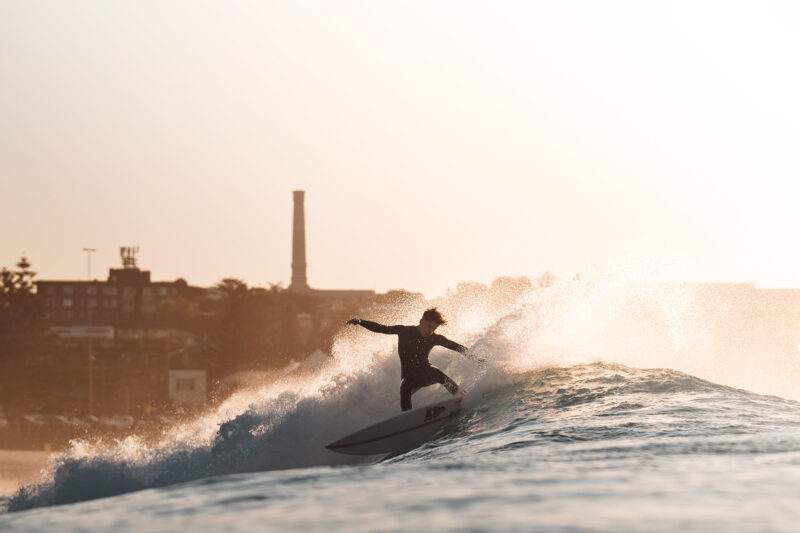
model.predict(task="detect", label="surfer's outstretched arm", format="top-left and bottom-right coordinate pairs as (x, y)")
top-left (435, 335), bottom-right (469, 355)
top-left (347, 318), bottom-right (403, 335)
top-left (436, 335), bottom-right (486, 362)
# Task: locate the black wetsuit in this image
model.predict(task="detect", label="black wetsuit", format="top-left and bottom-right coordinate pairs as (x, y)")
top-left (355, 320), bottom-right (468, 411)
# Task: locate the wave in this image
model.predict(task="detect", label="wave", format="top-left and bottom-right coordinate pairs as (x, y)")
top-left (7, 272), bottom-right (800, 512)
top-left (10, 361), bottom-right (798, 513)
top-left (391, 363), bottom-right (800, 471)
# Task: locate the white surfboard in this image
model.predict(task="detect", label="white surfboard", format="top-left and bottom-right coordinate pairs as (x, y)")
top-left (325, 397), bottom-right (463, 455)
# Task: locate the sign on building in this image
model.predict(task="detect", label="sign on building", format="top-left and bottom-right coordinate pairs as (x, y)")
top-left (48, 326), bottom-right (115, 339)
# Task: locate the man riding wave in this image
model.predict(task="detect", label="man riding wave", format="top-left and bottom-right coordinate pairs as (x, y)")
top-left (347, 308), bottom-right (474, 411)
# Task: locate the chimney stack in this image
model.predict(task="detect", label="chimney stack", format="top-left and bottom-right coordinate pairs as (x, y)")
top-left (290, 190), bottom-right (310, 291)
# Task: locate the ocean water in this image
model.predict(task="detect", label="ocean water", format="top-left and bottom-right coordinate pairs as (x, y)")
top-left (4, 278), bottom-right (800, 531)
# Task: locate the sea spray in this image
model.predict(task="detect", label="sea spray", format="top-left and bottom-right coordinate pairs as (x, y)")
top-left (9, 270), bottom-right (800, 513)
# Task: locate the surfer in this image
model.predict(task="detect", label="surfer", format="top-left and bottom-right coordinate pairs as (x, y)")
top-left (347, 308), bottom-right (471, 411)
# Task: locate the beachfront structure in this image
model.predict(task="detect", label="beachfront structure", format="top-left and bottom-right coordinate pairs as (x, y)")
top-left (288, 190), bottom-right (375, 299)
top-left (36, 247), bottom-right (204, 327)
top-left (32, 248), bottom-right (208, 414)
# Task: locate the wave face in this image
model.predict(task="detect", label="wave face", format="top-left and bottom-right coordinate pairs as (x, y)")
top-left (5, 275), bottom-right (800, 530)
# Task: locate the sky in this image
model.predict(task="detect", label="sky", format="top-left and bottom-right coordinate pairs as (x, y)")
top-left (2, 1), bottom-right (799, 298)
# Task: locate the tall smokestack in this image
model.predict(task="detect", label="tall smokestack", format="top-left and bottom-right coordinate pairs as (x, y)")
top-left (290, 190), bottom-right (310, 291)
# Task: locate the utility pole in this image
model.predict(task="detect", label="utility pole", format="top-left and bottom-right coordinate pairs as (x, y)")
top-left (83, 247), bottom-right (96, 416)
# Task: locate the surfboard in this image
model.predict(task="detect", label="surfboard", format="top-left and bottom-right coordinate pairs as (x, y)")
top-left (325, 396), bottom-right (463, 455)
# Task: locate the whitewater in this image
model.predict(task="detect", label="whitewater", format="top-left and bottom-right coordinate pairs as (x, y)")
top-left (4, 274), bottom-right (800, 531)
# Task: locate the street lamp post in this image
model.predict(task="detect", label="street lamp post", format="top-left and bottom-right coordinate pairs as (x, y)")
top-left (83, 248), bottom-right (96, 416)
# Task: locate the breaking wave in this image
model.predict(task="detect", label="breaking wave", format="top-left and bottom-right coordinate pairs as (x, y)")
top-left (7, 271), bottom-right (800, 512)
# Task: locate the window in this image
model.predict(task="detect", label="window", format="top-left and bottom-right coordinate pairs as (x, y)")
top-left (157, 287), bottom-right (168, 296)
top-left (123, 287), bottom-right (136, 298)
top-left (87, 286), bottom-right (98, 295)
top-left (88, 298), bottom-right (98, 308)
top-left (45, 286), bottom-right (57, 295)
top-left (123, 303), bottom-right (135, 312)
top-left (45, 298), bottom-right (56, 308)
top-left (103, 299), bottom-right (118, 308)
top-left (175, 378), bottom-right (195, 392)
top-left (143, 304), bottom-right (156, 314)
top-left (62, 286), bottom-right (73, 295)
top-left (143, 287), bottom-right (155, 296)
top-left (63, 298), bottom-right (73, 308)
top-left (103, 287), bottom-right (117, 296)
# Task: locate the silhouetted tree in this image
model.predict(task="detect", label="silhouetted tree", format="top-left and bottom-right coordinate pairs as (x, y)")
top-left (215, 278), bottom-right (249, 298)
top-left (206, 278), bottom-right (249, 376)
top-left (0, 256), bottom-right (43, 352)
top-left (0, 256), bottom-right (47, 413)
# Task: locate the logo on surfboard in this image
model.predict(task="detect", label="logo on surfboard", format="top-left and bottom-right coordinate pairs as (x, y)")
top-left (424, 405), bottom-right (447, 421)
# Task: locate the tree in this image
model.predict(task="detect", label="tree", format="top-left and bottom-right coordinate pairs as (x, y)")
top-left (0, 256), bottom-right (46, 413)
top-left (215, 278), bottom-right (249, 298)
top-left (0, 256), bottom-right (42, 352)
top-left (206, 278), bottom-right (249, 376)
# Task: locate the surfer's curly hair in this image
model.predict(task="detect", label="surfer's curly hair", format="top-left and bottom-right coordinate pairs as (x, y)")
top-left (422, 307), bottom-right (447, 325)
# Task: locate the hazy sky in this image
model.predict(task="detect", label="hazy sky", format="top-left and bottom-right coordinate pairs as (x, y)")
top-left (2, 1), bottom-right (799, 297)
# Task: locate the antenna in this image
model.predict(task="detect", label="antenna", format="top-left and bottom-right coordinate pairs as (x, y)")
top-left (120, 246), bottom-right (139, 269)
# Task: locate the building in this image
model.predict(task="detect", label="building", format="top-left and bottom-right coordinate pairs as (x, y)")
top-left (36, 247), bottom-right (204, 327)
top-left (34, 248), bottom-right (209, 414)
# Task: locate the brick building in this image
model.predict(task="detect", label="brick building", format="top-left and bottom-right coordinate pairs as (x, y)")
top-left (36, 255), bottom-right (203, 327)
top-left (32, 248), bottom-right (210, 415)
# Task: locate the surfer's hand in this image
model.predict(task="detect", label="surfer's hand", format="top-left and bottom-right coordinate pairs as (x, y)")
top-left (347, 318), bottom-right (362, 326)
